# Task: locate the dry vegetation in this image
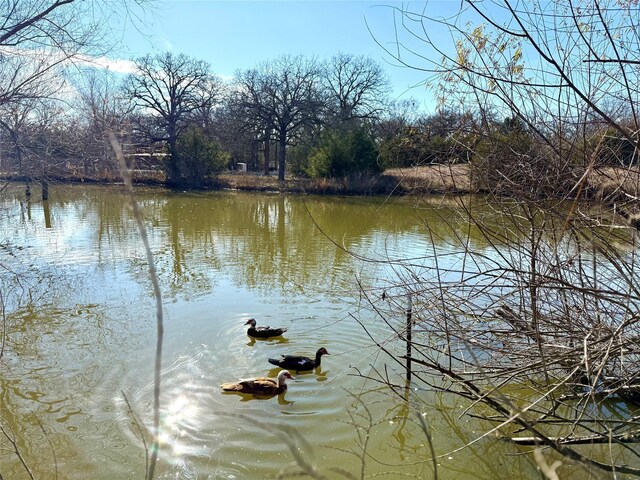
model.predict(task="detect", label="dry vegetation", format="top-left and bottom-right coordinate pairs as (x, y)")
top-left (383, 164), bottom-right (640, 199)
top-left (217, 165), bottom-right (476, 195)
top-left (5, 164), bottom-right (640, 199)
top-left (383, 164), bottom-right (476, 193)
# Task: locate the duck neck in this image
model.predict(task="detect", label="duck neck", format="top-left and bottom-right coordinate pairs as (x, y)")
top-left (315, 352), bottom-right (323, 366)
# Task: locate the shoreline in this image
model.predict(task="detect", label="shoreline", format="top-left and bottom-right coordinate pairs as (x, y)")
top-left (3, 164), bottom-right (639, 199)
top-left (0, 165), bottom-right (473, 196)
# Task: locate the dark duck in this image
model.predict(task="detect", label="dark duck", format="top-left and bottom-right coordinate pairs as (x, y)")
top-left (244, 318), bottom-right (287, 338)
top-left (221, 370), bottom-right (294, 395)
top-left (268, 347), bottom-right (329, 371)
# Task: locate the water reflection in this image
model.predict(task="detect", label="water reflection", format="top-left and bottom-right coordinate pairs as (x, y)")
top-left (266, 367), bottom-right (328, 380)
top-left (245, 335), bottom-right (289, 347)
top-left (8, 184), bottom-right (627, 305)
top-left (159, 394), bottom-right (200, 457)
top-left (222, 390), bottom-right (295, 405)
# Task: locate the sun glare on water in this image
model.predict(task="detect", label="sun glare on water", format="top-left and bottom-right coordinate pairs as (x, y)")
top-left (160, 395), bottom-right (199, 456)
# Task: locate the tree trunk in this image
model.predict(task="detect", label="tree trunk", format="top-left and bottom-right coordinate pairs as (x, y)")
top-left (167, 122), bottom-right (179, 183)
top-left (263, 127), bottom-right (270, 176)
top-left (251, 140), bottom-right (258, 170)
top-left (278, 129), bottom-right (286, 182)
top-left (264, 138), bottom-right (271, 175)
top-left (41, 180), bottom-right (48, 201)
top-left (43, 199), bottom-right (51, 228)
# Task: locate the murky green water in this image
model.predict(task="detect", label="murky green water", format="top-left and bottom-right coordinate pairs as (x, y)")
top-left (0, 183), bottom-right (622, 479)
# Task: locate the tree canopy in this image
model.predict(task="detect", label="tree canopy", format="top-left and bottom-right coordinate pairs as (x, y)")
top-left (124, 52), bottom-right (222, 185)
top-left (234, 54), bottom-right (323, 181)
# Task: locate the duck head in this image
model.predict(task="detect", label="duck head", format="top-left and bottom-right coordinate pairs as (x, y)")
top-left (317, 347), bottom-right (330, 357)
top-left (277, 370), bottom-right (295, 385)
top-left (244, 318), bottom-right (257, 327)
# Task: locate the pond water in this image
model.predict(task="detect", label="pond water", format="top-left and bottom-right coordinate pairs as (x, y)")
top-left (0, 183), bottom-right (613, 479)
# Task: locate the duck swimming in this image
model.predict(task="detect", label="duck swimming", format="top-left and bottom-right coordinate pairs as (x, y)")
top-left (268, 347), bottom-right (329, 371)
top-left (244, 318), bottom-right (287, 338)
top-left (221, 370), bottom-right (294, 395)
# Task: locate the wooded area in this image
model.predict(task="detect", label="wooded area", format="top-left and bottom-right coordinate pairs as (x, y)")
top-left (1, 1), bottom-right (637, 196)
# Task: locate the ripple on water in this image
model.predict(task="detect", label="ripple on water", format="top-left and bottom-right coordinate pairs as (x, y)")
top-left (81, 301), bottom-right (395, 478)
top-left (97, 329), bottom-right (372, 478)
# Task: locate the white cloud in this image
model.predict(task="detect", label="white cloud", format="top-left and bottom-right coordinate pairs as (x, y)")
top-left (161, 38), bottom-right (174, 52)
top-left (75, 54), bottom-right (139, 74)
top-left (0, 45), bottom-right (139, 75)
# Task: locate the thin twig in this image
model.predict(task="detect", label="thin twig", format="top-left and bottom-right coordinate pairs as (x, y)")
top-left (121, 390), bottom-right (150, 475)
top-left (0, 290), bottom-right (6, 360)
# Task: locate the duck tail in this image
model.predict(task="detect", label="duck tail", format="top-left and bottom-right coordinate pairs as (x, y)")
top-left (267, 358), bottom-right (280, 367)
top-left (221, 383), bottom-right (242, 391)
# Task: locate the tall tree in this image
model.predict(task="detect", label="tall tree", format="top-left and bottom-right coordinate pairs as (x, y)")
top-left (228, 69), bottom-right (274, 175)
top-left (124, 51), bottom-right (222, 185)
top-left (235, 55), bottom-right (323, 181)
top-left (322, 52), bottom-right (391, 126)
top-left (213, 102), bottom-right (263, 171)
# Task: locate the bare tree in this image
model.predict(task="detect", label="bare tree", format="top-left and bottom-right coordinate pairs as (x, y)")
top-left (1, 1), bottom-right (89, 106)
top-left (0, 94), bottom-right (90, 196)
top-left (0, 0), bottom-right (146, 109)
top-left (213, 102), bottom-right (263, 171)
top-left (234, 55), bottom-right (323, 181)
top-left (322, 52), bottom-right (391, 126)
top-left (375, 0), bottom-right (639, 192)
top-left (0, 0), bottom-right (148, 192)
top-left (71, 68), bottom-right (133, 176)
top-left (124, 51), bottom-right (223, 185)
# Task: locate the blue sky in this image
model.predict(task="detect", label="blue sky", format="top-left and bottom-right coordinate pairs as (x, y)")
top-left (112, 1), bottom-right (458, 112)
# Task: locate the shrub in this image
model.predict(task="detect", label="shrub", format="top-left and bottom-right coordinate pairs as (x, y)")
top-left (171, 127), bottom-right (229, 188)
top-left (307, 127), bottom-right (380, 178)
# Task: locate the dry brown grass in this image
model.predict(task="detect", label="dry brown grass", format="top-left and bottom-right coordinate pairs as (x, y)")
top-left (219, 172), bottom-right (393, 195)
top-left (588, 166), bottom-right (640, 199)
top-left (383, 164), bottom-right (640, 198)
top-left (382, 164), bottom-right (475, 193)
top-left (218, 173), bottom-right (308, 192)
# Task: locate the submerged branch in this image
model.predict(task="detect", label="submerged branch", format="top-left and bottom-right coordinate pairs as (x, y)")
top-left (508, 432), bottom-right (640, 446)
top-left (0, 425), bottom-right (35, 480)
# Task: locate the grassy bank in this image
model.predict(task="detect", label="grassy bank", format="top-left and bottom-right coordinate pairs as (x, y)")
top-left (203, 165), bottom-right (475, 195)
top-left (3, 164), bottom-right (639, 198)
top-left (0, 166), bottom-right (470, 196)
